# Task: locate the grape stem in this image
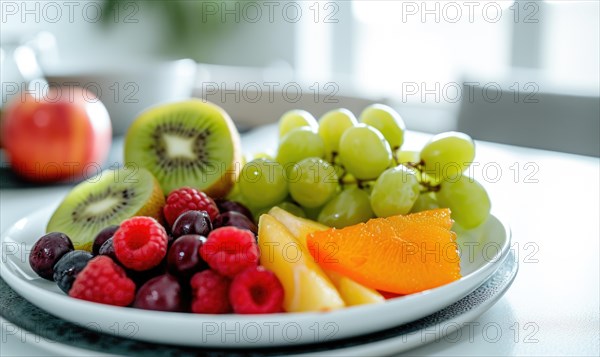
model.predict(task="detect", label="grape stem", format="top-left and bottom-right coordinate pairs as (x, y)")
top-left (392, 148), bottom-right (400, 166)
top-left (335, 159), bottom-right (442, 193)
top-left (356, 179), bottom-right (375, 190)
top-left (338, 173), bottom-right (376, 191)
top-left (357, 179), bottom-right (365, 189)
top-left (404, 160), bottom-right (423, 171)
top-left (419, 180), bottom-right (441, 193)
top-left (330, 151), bottom-right (338, 163)
top-left (405, 160), bottom-right (442, 193)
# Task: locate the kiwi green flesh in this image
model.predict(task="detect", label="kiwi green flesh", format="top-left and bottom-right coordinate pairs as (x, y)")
top-left (46, 168), bottom-right (154, 250)
top-left (124, 103), bottom-right (235, 195)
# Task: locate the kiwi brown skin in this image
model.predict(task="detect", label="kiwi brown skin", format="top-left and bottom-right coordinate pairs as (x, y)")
top-left (124, 100), bottom-right (242, 198)
top-left (204, 102), bottom-right (242, 198)
top-left (133, 175), bottom-right (166, 225)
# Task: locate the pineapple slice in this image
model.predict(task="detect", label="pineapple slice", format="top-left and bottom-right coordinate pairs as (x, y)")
top-left (268, 206), bottom-right (385, 306)
top-left (258, 214), bottom-right (344, 312)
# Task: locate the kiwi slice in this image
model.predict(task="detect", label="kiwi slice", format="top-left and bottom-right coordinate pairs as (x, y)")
top-left (47, 167), bottom-right (165, 251)
top-left (124, 100), bottom-right (242, 197)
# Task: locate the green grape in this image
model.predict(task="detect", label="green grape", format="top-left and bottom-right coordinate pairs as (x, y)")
top-left (370, 165), bottom-right (420, 217)
top-left (277, 201), bottom-right (306, 218)
top-left (410, 192), bottom-right (439, 213)
top-left (452, 217), bottom-right (488, 244)
top-left (276, 128), bottom-right (325, 171)
top-left (288, 158), bottom-right (339, 208)
top-left (395, 150), bottom-right (423, 180)
top-left (227, 181), bottom-right (258, 211)
top-left (359, 104), bottom-right (406, 150)
top-left (303, 205), bottom-right (324, 221)
top-left (318, 108), bottom-right (358, 160)
top-left (419, 171), bottom-right (436, 185)
top-left (253, 152), bottom-right (275, 161)
top-left (252, 206), bottom-right (271, 223)
top-left (396, 150), bottom-right (420, 165)
top-left (435, 175), bottom-right (490, 229)
top-left (318, 187), bottom-right (374, 228)
top-left (278, 109), bottom-right (318, 138)
top-left (239, 158), bottom-right (288, 208)
top-left (420, 132), bottom-right (475, 184)
top-left (226, 182), bottom-right (243, 201)
top-left (338, 124), bottom-right (392, 180)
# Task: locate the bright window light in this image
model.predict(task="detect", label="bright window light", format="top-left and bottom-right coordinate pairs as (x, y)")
top-left (350, 1), bottom-right (513, 100)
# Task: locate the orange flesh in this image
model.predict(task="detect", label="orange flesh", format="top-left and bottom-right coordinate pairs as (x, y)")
top-left (306, 209), bottom-right (461, 295)
top-left (397, 208), bottom-right (454, 230)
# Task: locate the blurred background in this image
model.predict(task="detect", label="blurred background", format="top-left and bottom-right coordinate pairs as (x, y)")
top-left (1, 0), bottom-right (599, 156)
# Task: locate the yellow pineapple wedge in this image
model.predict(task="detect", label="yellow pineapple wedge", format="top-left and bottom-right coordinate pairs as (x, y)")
top-left (258, 214), bottom-right (345, 312)
top-left (268, 207), bottom-right (385, 306)
top-left (326, 271), bottom-right (385, 306)
top-left (269, 206), bottom-right (327, 248)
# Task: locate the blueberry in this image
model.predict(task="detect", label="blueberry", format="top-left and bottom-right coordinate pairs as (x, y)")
top-left (29, 232), bottom-right (74, 280)
top-left (53, 250), bottom-right (93, 293)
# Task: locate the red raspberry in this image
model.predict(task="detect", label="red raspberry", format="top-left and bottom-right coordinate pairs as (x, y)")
top-left (200, 227), bottom-right (258, 277)
top-left (163, 187), bottom-right (219, 227)
top-left (190, 270), bottom-right (231, 314)
top-left (113, 217), bottom-right (168, 271)
top-left (69, 256), bottom-right (135, 306)
top-left (229, 266), bottom-right (284, 314)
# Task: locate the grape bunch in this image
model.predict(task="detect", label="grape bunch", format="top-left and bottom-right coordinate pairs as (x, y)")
top-left (232, 104), bottom-right (491, 229)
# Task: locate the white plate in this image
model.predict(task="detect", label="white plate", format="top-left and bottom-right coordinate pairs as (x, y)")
top-left (0, 251), bottom-right (518, 356)
top-left (0, 206), bottom-right (510, 348)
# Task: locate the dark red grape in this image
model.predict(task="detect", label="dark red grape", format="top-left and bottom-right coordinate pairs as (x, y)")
top-left (92, 225), bottom-right (119, 255)
top-left (212, 211), bottom-right (258, 235)
top-left (172, 211), bottom-right (212, 239)
top-left (53, 250), bottom-right (93, 293)
top-left (128, 259), bottom-right (168, 287)
top-left (133, 274), bottom-right (184, 312)
top-left (98, 238), bottom-right (118, 262)
top-left (29, 232), bottom-right (74, 280)
top-left (214, 199), bottom-right (254, 223)
top-left (167, 235), bottom-right (207, 279)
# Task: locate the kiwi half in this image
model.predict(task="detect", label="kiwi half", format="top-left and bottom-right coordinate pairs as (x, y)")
top-left (124, 100), bottom-right (241, 198)
top-left (47, 167), bottom-right (165, 251)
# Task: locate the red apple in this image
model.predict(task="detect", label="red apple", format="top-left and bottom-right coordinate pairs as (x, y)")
top-left (1, 87), bottom-right (112, 182)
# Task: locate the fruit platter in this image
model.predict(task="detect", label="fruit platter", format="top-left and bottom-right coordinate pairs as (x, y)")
top-left (0, 100), bottom-right (512, 348)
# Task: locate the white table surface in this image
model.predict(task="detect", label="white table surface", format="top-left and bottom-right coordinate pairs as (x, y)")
top-left (1, 125), bottom-right (599, 356)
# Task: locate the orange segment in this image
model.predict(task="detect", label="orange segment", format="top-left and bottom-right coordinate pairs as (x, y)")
top-left (306, 210), bottom-right (461, 295)
top-left (395, 208), bottom-right (454, 230)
